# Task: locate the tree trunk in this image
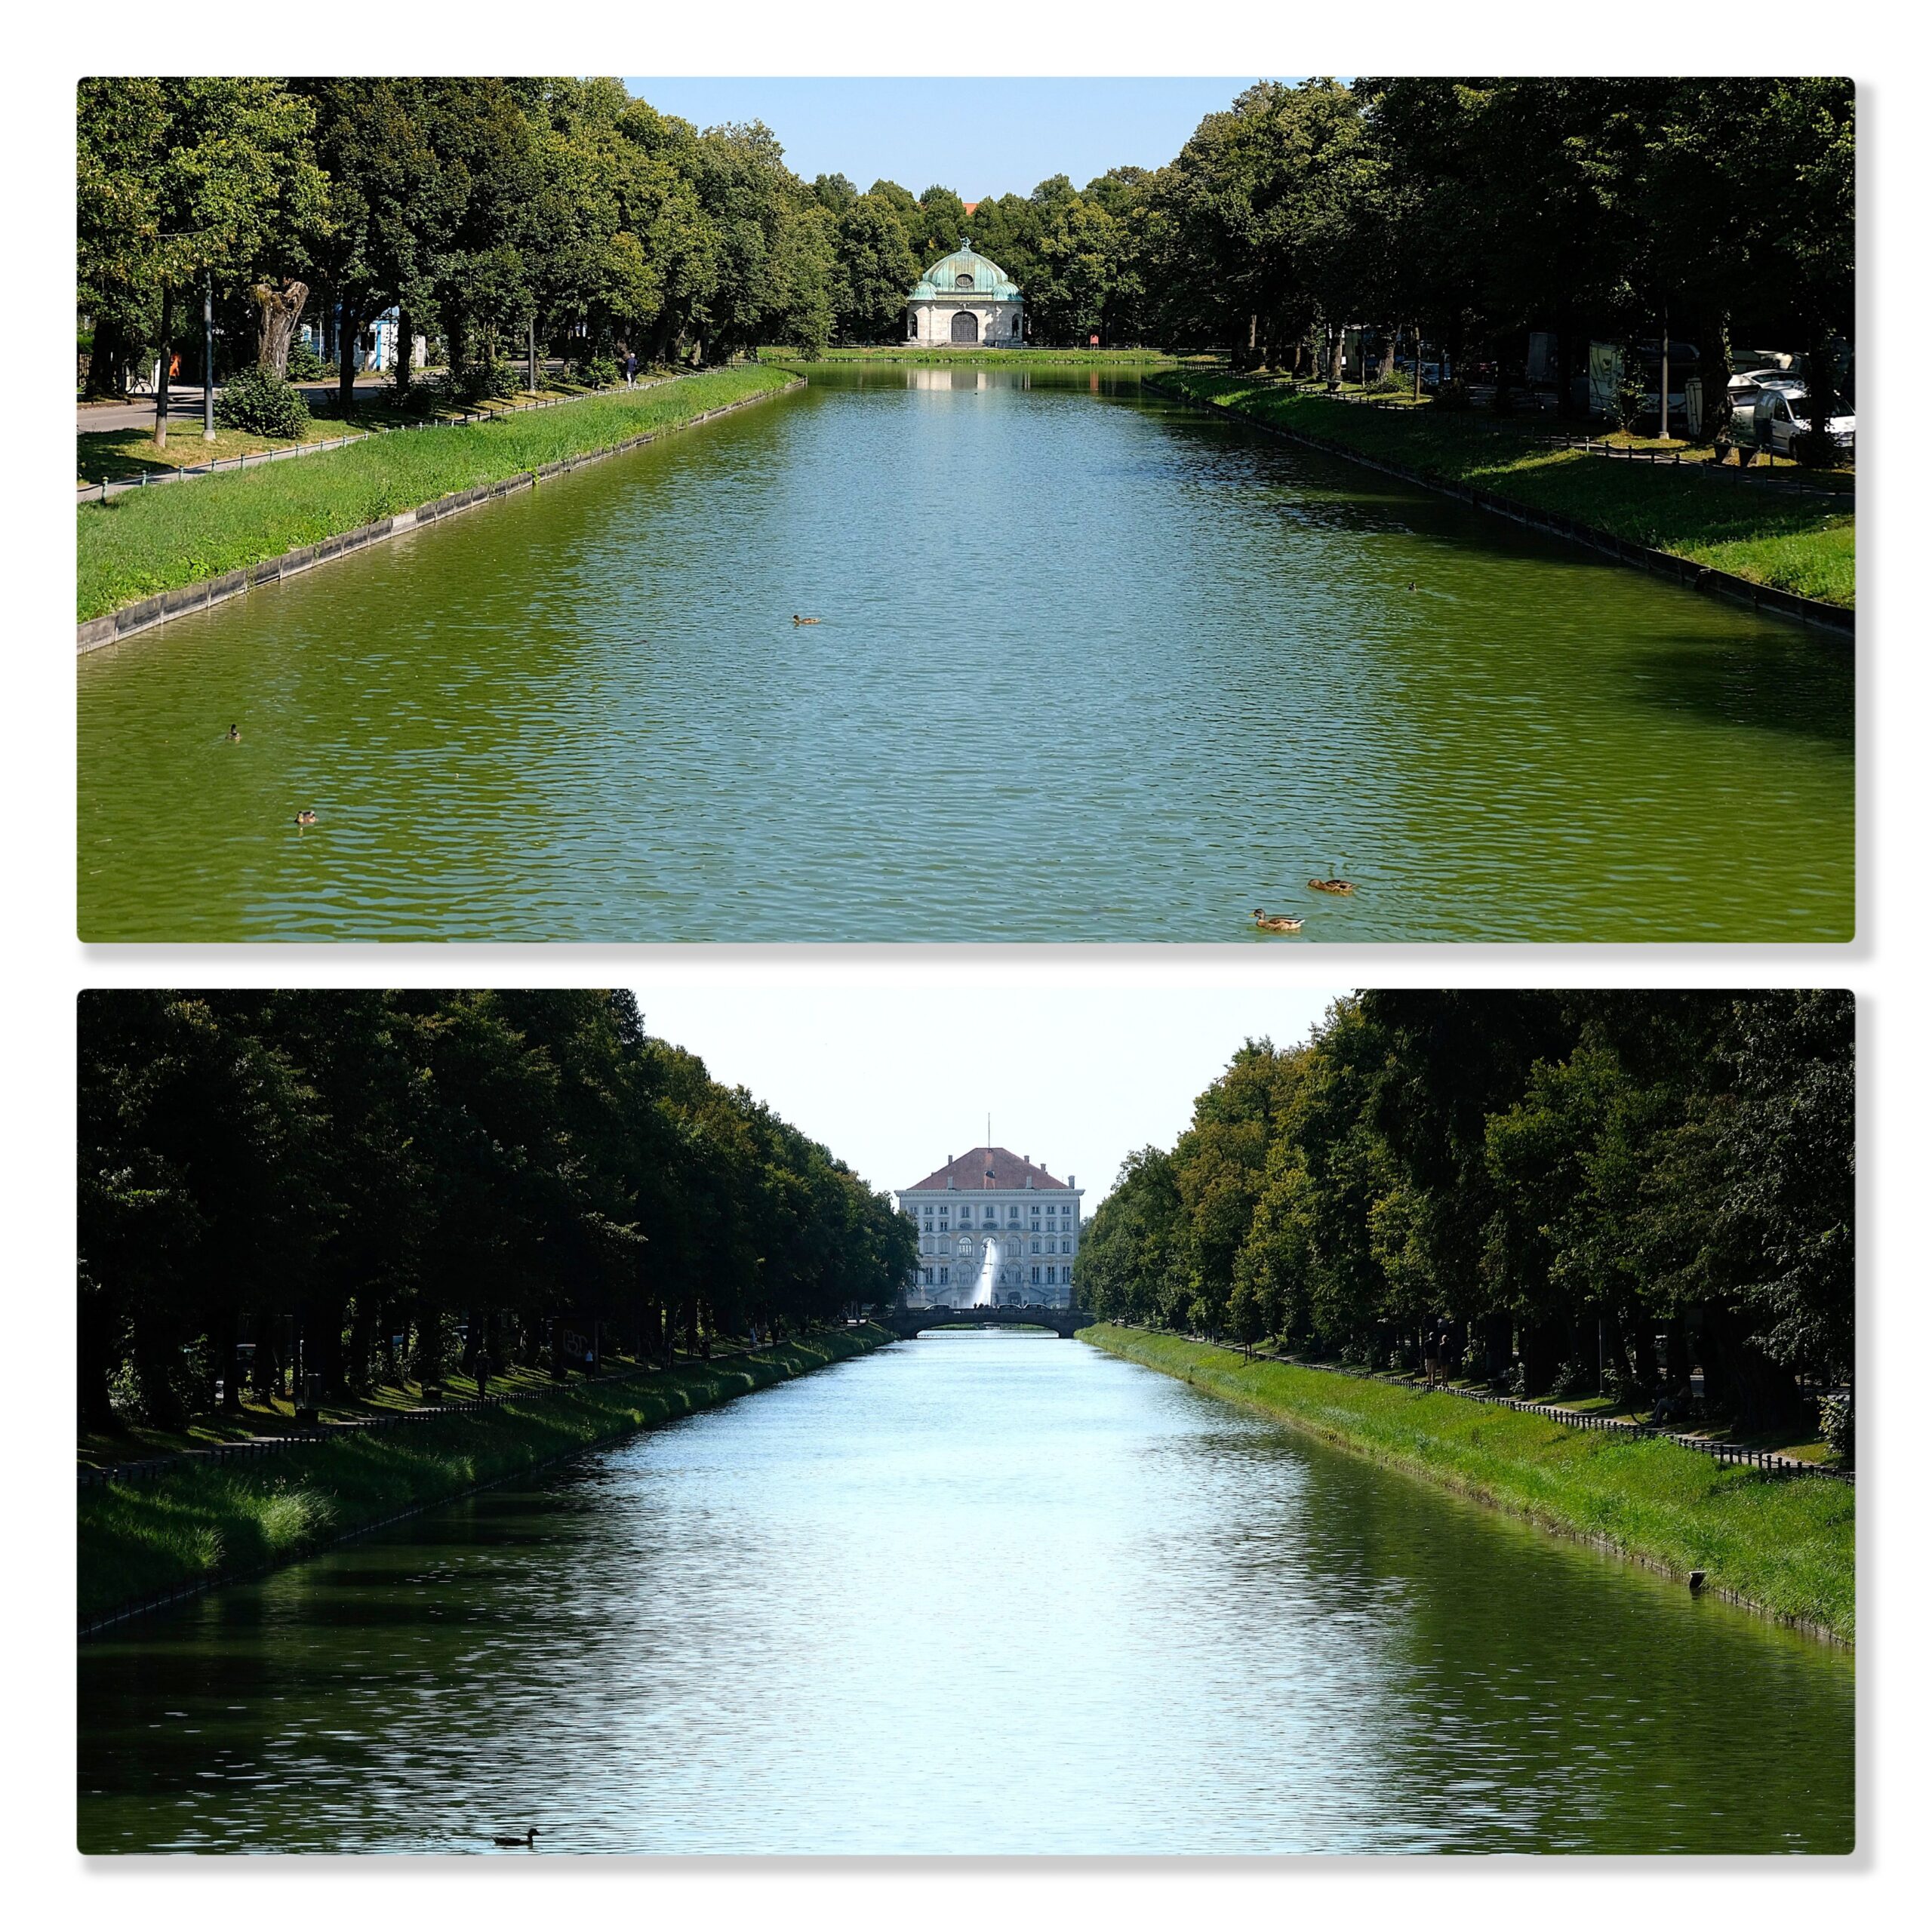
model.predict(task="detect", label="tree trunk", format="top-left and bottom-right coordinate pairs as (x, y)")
top-left (336, 298), bottom-right (361, 415)
top-left (311, 1290), bottom-right (346, 1399)
top-left (528, 315), bottom-right (539, 393)
top-left (253, 279), bottom-right (309, 379)
top-left (152, 285), bottom-right (173, 449)
top-left (78, 1294), bottom-right (122, 1432)
top-left (1700, 311), bottom-right (1733, 445)
top-left (211, 1303), bottom-right (242, 1413)
top-left (392, 304), bottom-right (414, 401)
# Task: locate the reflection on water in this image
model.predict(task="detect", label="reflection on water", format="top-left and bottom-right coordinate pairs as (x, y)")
top-left (78, 1334), bottom-right (1854, 1854)
top-left (77, 368), bottom-right (1851, 940)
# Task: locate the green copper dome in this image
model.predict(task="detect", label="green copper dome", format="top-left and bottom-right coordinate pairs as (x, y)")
top-left (909, 239), bottom-right (1022, 302)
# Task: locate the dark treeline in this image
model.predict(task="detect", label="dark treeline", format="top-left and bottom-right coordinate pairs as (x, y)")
top-left (1075, 992), bottom-right (1853, 1432)
top-left (78, 990), bottom-right (913, 1432)
top-left (79, 78), bottom-right (1852, 446)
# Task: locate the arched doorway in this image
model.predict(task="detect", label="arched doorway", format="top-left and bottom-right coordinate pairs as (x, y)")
top-left (951, 309), bottom-right (979, 344)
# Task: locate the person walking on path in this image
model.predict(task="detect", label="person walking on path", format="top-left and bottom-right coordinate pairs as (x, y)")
top-left (625, 350), bottom-right (638, 388)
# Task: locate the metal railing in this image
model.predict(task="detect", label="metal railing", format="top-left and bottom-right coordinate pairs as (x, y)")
top-left (76, 1331), bottom-right (821, 1491)
top-left (76, 371), bottom-right (681, 504)
top-left (1117, 1322), bottom-right (1853, 1483)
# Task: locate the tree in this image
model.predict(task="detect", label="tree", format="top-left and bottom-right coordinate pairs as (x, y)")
top-left (832, 194), bottom-right (919, 342)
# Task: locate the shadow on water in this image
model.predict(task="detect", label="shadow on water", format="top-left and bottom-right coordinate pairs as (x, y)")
top-left (1616, 638), bottom-right (1854, 746)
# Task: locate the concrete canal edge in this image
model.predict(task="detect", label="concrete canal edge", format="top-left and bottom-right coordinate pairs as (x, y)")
top-left (1080, 1323), bottom-right (1851, 1647)
top-left (75, 374), bottom-right (804, 655)
top-left (78, 1321), bottom-right (888, 1639)
top-left (1144, 376), bottom-right (1854, 639)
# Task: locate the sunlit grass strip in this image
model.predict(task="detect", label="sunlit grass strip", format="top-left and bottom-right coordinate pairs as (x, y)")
top-left (1156, 370), bottom-right (1854, 611)
top-left (76, 365), bottom-right (796, 623)
top-left (1083, 1324), bottom-right (1854, 1641)
top-left (78, 1326), bottom-right (886, 1629)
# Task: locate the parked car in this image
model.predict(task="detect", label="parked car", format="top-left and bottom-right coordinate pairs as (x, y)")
top-left (1738, 384), bottom-right (1855, 457)
top-left (1727, 368), bottom-right (1803, 406)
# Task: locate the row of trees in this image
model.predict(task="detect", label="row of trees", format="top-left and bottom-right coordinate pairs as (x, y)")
top-left (78, 77), bottom-right (846, 411)
top-left (77, 77), bottom-right (1854, 439)
top-left (1074, 992), bottom-right (1853, 1430)
top-left (78, 991), bottom-right (914, 1432)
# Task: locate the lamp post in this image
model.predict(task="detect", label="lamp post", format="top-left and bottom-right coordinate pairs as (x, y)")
top-left (202, 269), bottom-right (217, 442)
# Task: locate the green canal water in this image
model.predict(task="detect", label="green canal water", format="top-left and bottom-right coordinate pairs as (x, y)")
top-left (78, 1332), bottom-right (1854, 1854)
top-left (76, 367), bottom-right (1854, 940)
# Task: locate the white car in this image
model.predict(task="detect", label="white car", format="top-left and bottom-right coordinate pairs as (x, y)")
top-left (1743, 384), bottom-right (1855, 457)
top-left (1727, 366), bottom-right (1801, 405)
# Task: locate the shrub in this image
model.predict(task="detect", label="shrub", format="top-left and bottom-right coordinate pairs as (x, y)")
top-left (1433, 377), bottom-right (1472, 411)
top-left (1368, 371), bottom-right (1408, 395)
top-left (1549, 1358), bottom-right (1592, 1400)
top-left (214, 366), bottom-right (311, 438)
top-left (285, 336), bottom-right (332, 381)
top-left (1819, 1392), bottom-right (1854, 1466)
top-left (450, 358), bottom-right (522, 404)
top-left (572, 354), bottom-right (620, 390)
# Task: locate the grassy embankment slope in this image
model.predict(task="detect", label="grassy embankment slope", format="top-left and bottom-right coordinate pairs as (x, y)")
top-left (1084, 1324), bottom-right (1854, 1641)
top-left (79, 1326), bottom-right (886, 1627)
top-left (1157, 369), bottom-right (1854, 610)
top-left (77, 364), bottom-right (796, 623)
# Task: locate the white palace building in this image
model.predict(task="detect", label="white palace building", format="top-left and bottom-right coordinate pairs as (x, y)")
top-left (905, 241), bottom-right (1024, 348)
top-left (897, 1147), bottom-right (1082, 1309)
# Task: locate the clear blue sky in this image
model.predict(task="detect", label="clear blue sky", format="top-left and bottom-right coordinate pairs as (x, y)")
top-left (626, 979), bottom-right (1343, 1209)
top-left (623, 78), bottom-right (1268, 200)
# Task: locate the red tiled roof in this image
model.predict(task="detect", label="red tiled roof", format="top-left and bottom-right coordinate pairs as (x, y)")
top-left (903, 1146), bottom-right (1072, 1192)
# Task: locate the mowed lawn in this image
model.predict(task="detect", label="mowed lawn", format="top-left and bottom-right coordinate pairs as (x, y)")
top-left (1161, 371), bottom-right (1855, 609)
top-left (76, 364), bottom-right (797, 623)
top-left (1083, 1324), bottom-right (1854, 1641)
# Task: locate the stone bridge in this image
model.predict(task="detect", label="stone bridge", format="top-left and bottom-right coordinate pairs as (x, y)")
top-left (881, 1304), bottom-right (1099, 1341)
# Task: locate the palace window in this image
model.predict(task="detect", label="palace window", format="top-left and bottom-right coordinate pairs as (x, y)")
top-left (939, 1266), bottom-right (950, 1286)
top-left (1031, 1266), bottom-right (1041, 1284)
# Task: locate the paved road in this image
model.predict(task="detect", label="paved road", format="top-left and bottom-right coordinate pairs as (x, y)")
top-left (77, 375), bottom-right (392, 436)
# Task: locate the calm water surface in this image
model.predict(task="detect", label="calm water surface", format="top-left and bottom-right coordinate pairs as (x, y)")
top-left (78, 1334), bottom-right (1854, 1854)
top-left (76, 368), bottom-right (1854, 940)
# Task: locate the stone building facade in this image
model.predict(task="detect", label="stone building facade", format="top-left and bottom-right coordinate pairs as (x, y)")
top-left (895, 1147), bottom-right (1081, 1308)
top-left (905, 242), bottom-right (1024, 348)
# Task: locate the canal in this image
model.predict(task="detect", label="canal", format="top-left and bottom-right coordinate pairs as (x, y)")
top-left (75, 367), bottom-right (1853, 941)
top-left (78, 1331), bottom-right (1854, 1854)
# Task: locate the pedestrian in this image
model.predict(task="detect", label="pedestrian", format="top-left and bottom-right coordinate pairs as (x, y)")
top-left (625, 349), bottom-right (638, 389)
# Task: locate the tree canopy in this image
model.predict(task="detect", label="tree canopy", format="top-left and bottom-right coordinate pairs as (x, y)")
top-left (1075, 992), bottom-right (1854, 1430)
top-left (78, 990), bottom-right (913, 1432)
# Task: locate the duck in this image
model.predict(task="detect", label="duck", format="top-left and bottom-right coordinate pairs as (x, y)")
top-left (226, 724), bottom-right (242, 742)
top-left (1252, 908), bottom-right (1303, 934)
top-left (791, 614), bottom-right (823, 625)
top-left (1307, 869), bottom-right (1354, 895)
top-left (294, 809), bottom-right (318, 826)
top-left (491, 1827), bottom-right (541, 1849)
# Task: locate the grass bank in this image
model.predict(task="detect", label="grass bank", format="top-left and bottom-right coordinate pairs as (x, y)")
top-left (79, 1325), bottom-right (886, 1629)
top-left (1083, 1324), bottom-right (1854, 1641)
top-left (1155, 370), bottom-right (1854, 610)
top-left (76, 365), bottom-right (796, 623)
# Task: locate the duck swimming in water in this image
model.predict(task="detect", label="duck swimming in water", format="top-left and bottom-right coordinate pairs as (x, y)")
top-left (491, 1828), bottom-right (540, 1849)
top-left (1308, 870), bottom-right (1354, 895)
top-left (791, 614), bottom-right (823, 625)
top-left (294, 809), bottom-right (318, 826)
top-left (1252, 908), bottom-right (1303, 933)
top-left (226, 724), bottom-right (241, 742)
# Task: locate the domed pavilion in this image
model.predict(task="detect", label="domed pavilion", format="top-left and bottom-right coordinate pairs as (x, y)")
top-left (906, 240), bottom-right (1024, 348)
